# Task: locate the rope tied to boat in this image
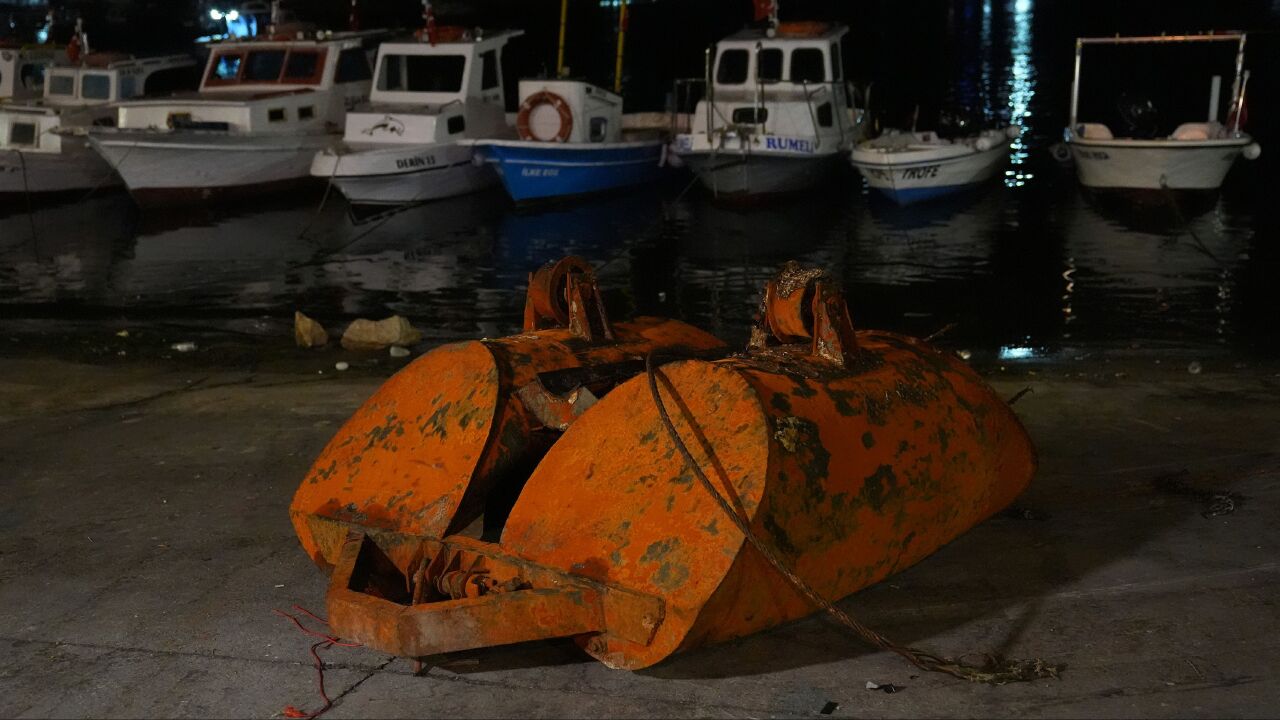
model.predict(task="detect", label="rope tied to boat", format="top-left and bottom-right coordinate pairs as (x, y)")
top-left (643, 351), bottom-right (1062, 685)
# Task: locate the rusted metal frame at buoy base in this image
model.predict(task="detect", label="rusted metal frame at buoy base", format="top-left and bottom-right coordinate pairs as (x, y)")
top-left (754, 261), bottom-right (859, 367)
top-left (522, 255), bottom-right (614, 342)
top-left (325, 529), bottom-right (665, 658)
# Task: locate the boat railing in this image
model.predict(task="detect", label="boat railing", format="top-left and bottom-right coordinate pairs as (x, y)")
top-left (670, 77), bottom-right (850, 143)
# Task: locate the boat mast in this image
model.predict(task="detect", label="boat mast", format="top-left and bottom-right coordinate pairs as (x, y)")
top-left (1229, 33), bottom-right (1247, 132)
top-left (1068, 37), bottom-right (1082, 133)
top-left (556, 0), bottom-right (568, 77)
top-left (613, 0), bottom-right (627, 93)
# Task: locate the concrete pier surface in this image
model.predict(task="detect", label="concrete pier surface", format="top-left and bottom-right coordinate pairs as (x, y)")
top-left (1, 354), bottom-right (1278, 718)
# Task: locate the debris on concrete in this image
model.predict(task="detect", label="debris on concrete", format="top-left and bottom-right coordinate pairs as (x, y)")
top-left (116, 329), bottom-right (130, 338)
top-left (340, 315), bottom-right (422, 351)
top-left (294, 311), bottom-right (329, 349)
top-left (334, 362), bottom-right (350, 372)
top-left (1188, 361), bottom-right (1203, 375)
top-left (170, 341), bottom-right (197, 352)
top-left (1152, 471), bottom-right (1244, 518)
top-left (865, 681), bottom-right (900, 693)
top-left (957, 349), bottom-right (972, 360)
top-left (389, 346), bottom-right (411, 358)
top-left (820, 701), bottom-right (839, 714)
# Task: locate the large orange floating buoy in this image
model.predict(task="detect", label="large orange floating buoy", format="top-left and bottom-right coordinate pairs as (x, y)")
top-left (299, 261), bottom-right (1036, 671)
top-left (291, 256), bottom-right (725, 570)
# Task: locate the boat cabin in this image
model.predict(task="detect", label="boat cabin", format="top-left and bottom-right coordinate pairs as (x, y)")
top-left (0, 105), bottom-right (63, 155)
top-left (0, 46), bottom-right (61, 102)
top-left (711, 23), bottom-right (847, 97)
top-left (515, 79), bottom-right (623, 144)
top-left (115, 32), bottom-right (382, 135)
top-left (42, 54), bottom-right (196, 108)
top-left (689, 22), bottom-right (854, 148)
top-left (343, 28), bottom-right (523, 145)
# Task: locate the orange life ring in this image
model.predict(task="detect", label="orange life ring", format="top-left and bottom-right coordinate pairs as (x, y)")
top-left (516, 90), bottom-right (574, 143)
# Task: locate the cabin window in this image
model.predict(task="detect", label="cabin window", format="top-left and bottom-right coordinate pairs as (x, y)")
top-left (757, 48), bottom-right (783, 82)
top-left (480, 50), bottom-right (499, 90)
top-left (589, 116), bottom-right (607, 142)
top-left (81, 73), bottom-right (111, 100)
top-left (245, 50), bottom-right (286, 81)
top-left (19, 63), bottom-right (47, 91)
top-left (268, 107), bottom-right (286, 122)
top-left (298, 106), bottom-right (315, 120)
top-left (336, 48), bottom-right (372, 83)
top-left (790, 48), bottom-right (826, 83)
top-left (379, 55), bottom-right (465, 93)
top-left (829, 43), bottom-right (842, 80)
top-left (715, 49), bottom-right (748, 85)
top-left (816, 102), bottom-right (833, 127)
top-left (448, 115), bottom-right (466, 134)
top-left (49, 74), bottom-right (75, 96)
top-left (118, 75), bottom-right (137, 99)
top-left (731, 107), bottom-right (766, 124)
top-left (209, 53), bottom-right (243, 82)
top-left (9, 122), bottom-right (37, 147)
top-left (284, 51), bottom-right (321, 81)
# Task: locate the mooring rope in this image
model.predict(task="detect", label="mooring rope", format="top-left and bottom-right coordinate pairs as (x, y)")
top-left (643, 351), bottom-right (1061, 684)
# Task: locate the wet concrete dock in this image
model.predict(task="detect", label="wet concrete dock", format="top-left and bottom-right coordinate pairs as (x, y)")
top-left (2, 354), bottom-right (1276, 718)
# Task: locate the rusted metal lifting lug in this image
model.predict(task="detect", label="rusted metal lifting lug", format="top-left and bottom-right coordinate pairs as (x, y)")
top-left (752, 261), bottom-right (859, 367)
top-left (522, 255), bottom-right (614, 342)
top-left (326, 531), bottom-right (666, 658)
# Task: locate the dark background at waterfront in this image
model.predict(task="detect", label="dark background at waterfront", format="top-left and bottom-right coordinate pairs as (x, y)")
top-left (2, 0), bottom-right (1279, 362)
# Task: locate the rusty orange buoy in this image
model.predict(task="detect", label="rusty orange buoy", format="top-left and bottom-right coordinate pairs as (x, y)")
top-left (290, 256), bottom-right (726, 570)
top-left (297, 261), bottom-right (1036, 671)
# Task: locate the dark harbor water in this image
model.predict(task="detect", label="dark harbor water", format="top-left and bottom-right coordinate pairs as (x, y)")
top-left (2, 155), bottom-right (1276, 364)
top-left (2, 0), bottom-right (1278, 365)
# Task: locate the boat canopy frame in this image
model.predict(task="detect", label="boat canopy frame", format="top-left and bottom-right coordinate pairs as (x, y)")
top-left (1069, 32), bottom-right (1249, 137)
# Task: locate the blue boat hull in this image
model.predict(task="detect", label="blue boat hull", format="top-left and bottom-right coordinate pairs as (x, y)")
top-left (483, 142), bottom-right (666, 202)
top-left (875, 183), bottom-right (978, 205)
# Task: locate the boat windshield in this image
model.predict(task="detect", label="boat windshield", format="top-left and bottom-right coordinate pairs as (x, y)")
top-left (377, 54), bottom-right (466, 93)
top-left (204, 47), bottom-right (328, 87)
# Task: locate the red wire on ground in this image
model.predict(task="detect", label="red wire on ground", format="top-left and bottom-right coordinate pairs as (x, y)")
top-left (274, 606), bottom-right (363, 719)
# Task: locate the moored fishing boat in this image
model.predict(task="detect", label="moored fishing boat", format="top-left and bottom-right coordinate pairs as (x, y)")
top-left (850, 126), bottom-right (1019, 205)
top-left (472, 0), bottom-right (666, 204)
top-left (309, 26), bottom-right (522, 206)
top-left (671, 4), bottom-right (861, 201)
top-left (1, 42), bottom-right (196, 198)
top-left (474, 80), bottom-right (667, 203)
top-left (87, 26), bottom-right (386, 206)
top-left (1064, 32), bottom-right (1261, 192)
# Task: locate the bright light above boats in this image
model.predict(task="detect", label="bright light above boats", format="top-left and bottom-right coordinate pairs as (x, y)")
top-left (1015, 0), bottom-right (1032, 13)
top-left (999, 345), bottom-right (1039, 360)
top-left (209, 9), bottom-right (224, 20)
top-left (227, 10), bottom-right (240, 21)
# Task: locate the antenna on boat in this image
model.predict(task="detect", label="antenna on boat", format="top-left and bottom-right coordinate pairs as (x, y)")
top-left (613, 0), bottom-right (627, 93)
top-left (348, 0), bottom-right (359, 31)
top-left (421, 0), bottom-right (437, 45)
top-left (556, 0), bottom-right (568, 77)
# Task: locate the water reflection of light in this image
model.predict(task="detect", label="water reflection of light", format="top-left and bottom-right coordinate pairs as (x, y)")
top-left (1004, 0), bottom-right (1035, 188)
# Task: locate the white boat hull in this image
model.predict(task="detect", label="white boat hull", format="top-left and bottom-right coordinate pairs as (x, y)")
top-left (850, 143), bottom-right (1006, 205)
top-left (312, 141), bottom-right (496, 206)
top-left (0, 136), bottom-right (120, 197)
top-left (1069, 138), bottom-right (1252, 191)
top-left (89, 131), bottom-right (334, 205)
top-left (677, 150), bottom-right (841, 199)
